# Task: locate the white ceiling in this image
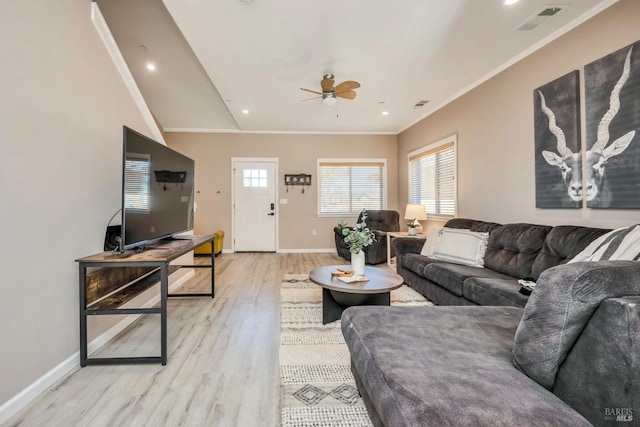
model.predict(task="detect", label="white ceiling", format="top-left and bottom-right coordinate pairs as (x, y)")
top-left (96, 0), bottom-right (618, 134)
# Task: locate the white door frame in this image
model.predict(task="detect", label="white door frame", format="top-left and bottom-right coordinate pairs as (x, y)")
top-left (231, 157), bottom-right (279, 252)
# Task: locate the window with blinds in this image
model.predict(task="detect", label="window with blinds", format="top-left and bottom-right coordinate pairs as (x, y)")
top-left (408, 137), bottom-right (456, 217)
top-left (124, 153), bottom-right (151, 213)
top-left (317, 159), bottom-right (387, 215)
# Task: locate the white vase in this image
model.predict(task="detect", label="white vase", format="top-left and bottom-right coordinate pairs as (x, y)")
top-left (351, 251), bottom-right (366, 276)
top-left (408, 227), bottom-right (417, 236)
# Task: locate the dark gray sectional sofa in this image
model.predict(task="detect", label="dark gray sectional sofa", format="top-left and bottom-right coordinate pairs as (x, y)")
top-left (394, 218), bottom-right (610, 307)
top-left (341, 219), bottom-right (640, 426)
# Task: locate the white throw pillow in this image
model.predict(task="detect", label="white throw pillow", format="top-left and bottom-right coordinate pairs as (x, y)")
top-left (569, 224), bottom-right (640, 263)
top-left (431, 228), bottom-right (490, 267)
top-left (420, 226), bottom-right (443, 257)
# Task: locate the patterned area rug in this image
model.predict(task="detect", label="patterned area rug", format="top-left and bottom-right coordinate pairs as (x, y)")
top-left (280, 273), bottom-right (432, 427)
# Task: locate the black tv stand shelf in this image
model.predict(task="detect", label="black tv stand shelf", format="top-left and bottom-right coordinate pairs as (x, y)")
top-left (76, 234), bottom-right (215, 366)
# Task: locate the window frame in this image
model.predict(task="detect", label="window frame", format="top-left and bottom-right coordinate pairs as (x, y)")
top-left (316, 158), bottom-right (388, 217)
top-left (242, 168), bottom-right (268, 188)
top-left (407, 135), bottom-right (457, 220)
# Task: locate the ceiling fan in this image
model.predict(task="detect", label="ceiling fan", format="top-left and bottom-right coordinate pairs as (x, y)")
top-left (300, 74), bottom-right (361, 106)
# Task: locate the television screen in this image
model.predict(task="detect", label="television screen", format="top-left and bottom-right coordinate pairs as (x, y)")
top-left (121, 126), bottom-right (194, 250)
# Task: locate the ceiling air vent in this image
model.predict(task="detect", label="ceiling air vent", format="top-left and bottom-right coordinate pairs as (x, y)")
top-left (514, 5), bottom-right (567, 32)
top-left (414, 100), bottom-right (429, 108)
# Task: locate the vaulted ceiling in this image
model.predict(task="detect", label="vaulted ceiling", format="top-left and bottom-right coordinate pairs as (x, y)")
top-left (96, 0), bottom-right (618, 134)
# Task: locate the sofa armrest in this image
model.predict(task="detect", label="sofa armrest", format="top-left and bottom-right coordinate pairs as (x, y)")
top-left (513, 260), bottom-right (640, 390)
top-left (393, 237), bottom-right (425, 255)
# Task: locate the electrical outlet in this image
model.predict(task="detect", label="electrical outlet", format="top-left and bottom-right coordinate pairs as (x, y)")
top-left (312, 229), bottom-right (317, 236)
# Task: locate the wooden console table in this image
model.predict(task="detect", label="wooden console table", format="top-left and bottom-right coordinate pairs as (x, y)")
top-left (76, 234), bottom-right (215, 366)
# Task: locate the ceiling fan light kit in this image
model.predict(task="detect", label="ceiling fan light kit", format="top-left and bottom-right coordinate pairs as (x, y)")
top-left (322, 92), bottom-right (337, 106)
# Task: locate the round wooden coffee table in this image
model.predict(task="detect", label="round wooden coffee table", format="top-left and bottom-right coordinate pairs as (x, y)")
top-left (309, 265), bottom-right (404, 324)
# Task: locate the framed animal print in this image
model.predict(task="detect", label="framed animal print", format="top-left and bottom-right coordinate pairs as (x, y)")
top-left (534, 70), bottom-right (582, 208)
top-left (584, 40), bottom-right (640, 208)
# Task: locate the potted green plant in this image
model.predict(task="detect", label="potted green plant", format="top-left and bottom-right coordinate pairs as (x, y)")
top-left (406, 220), bottom-right (417, 236)
top-left (337, 210), bottom-right (376, 275)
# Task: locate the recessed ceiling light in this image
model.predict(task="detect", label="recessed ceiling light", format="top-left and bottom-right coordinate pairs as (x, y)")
top-left (504, 0), bottom-right (519, 5)
top-left (146, 62), bottom-right (156, 71)
top-left (242, 109), bottom-right (249, 114)
top-left (381, 111), bottom-right (389, 116)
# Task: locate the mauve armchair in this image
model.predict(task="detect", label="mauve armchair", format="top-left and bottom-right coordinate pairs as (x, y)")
top-left (334, 210), bottom-right (400, 265)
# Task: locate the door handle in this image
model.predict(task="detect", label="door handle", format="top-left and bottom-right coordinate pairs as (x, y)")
top-left (267, 212), bottom-right (275, 216)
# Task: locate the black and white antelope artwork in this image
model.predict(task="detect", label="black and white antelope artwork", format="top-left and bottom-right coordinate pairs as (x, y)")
top-left (585, 41), bottom-right (640, 208)
top-left (534, 70), bottom-right (582, 208)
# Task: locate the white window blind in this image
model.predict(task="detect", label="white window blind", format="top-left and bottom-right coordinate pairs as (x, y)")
top-left (409, 140), bottom-right (456, 217)
top-left (124, 154), bottom-right (151, 212)
top-left (318, 160), bottom-right (386, 215)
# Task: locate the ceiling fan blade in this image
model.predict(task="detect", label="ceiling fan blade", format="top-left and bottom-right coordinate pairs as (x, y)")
top-left (301, 95), bottom-right (322, 101)
top-left (320, 77), bottom-right (334, 92)
top-left (334, 81), bottom-right (361, 93)
top-left (336, 90), bottom-right (356, 100)
top-left (300, 88), bottom-right (323, 95)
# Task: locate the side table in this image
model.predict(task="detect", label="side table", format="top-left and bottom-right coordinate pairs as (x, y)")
top-left (387, 231), bottom-right (426, 268)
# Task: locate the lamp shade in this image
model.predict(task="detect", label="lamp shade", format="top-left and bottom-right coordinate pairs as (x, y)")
top-left (404, 204), bottom-right (428, 221)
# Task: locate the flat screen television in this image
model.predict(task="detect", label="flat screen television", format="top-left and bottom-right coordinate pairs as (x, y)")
top-left (120, 126), bottom-right (195, 250)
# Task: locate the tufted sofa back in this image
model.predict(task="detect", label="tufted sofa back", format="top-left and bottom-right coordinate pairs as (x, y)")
top-left (441, 218), bottom-right (612, 281)
top-left (530, 225), bottom-right (611, 280)
top-left (484, 223), bottom-right (552, 280)
top-left (443, 217), bottom-right (502, 234)
top-left (357, 210), bottom-right (400, 232)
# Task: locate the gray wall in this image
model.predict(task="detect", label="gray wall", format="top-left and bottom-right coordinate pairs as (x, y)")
top-left (166, 132), bottom-right (399, 250)
top-left (399, 0), bottom-right (640, 229)
top-left (0, 1), bottom-right (153, 406)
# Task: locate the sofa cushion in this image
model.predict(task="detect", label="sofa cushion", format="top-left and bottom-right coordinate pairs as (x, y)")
top-left (530, 225), bottom-right (610, 280)
top-left (424, 262), bottom-right (515, 297)
top-left (444, 217), bottom-right (502, 233)
top-left (401, 253), bottom-right (443, 277)
top-left (431, 228), bottom-right (490, 267)
top-left (419, 227), bottom-right (440, 256)
top-left (341, 306), bottom-right (591, 427)
top-left (512, 260), bottom-right (640, 390)
top-left (484, 223), bottom-right (552, 279)
top-left (463, 278), bottom-right (529, 308)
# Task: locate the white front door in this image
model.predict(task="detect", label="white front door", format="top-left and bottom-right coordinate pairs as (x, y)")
top-left (233, 159), bottom-right (277, 252)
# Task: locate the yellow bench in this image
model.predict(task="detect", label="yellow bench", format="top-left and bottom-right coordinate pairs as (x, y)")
top-left (194, 230), bottom-right (224, 256)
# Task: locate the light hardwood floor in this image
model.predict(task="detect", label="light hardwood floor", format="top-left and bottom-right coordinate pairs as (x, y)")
top-left (6, 252), bottom-right (345, 427)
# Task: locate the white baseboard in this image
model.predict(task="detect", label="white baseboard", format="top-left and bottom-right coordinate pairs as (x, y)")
top-left (0, 271), bottom-right (194, 425)
top-left (277, 248), bottom-right (336, 253)
top-left (221, 248), bottom-right (336, 254)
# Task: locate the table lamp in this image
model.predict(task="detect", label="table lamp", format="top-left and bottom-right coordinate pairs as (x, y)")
top-left (404, 204), bottom-right (428, 235)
